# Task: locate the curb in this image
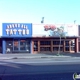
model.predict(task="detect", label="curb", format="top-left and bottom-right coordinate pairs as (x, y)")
top-left (0, 56), bottom-right (71, 60)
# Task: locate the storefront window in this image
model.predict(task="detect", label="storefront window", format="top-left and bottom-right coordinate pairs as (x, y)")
top-left (71, 47), bottom-right (75, 51)
top-left (40, 41), bottom-right (51, 45)
top-left (53, 47), bottom-right (63, 51)
top-left (5, 39), bottom-right (31, 53)
top-left (65, 41), bottom-right (69, 46)
top-left (25, 41), bottom-right (30, 52)
top-left (20, 40), bottom-right (30, 52)
top-left (20, 40), bottom-right (26, 50)
top-left (34, 41), bottom-right (38, 51)
top-left (6, 41), bottom-right (13, 53)
top-left (53, 41), bottom-right (63, 45)
top-left (13, 40), bottom-right (19, 50)
top-left (71, 40), bottom-right (75, 46)
top-left (65, 47), bottom-right (69, 51)
top-left (40, 47), bottom-right (51, 51)
top-left (70, 40), bottom-right (75, 51)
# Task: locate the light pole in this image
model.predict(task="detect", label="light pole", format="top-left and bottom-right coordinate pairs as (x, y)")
top-left (74, 20), bottom-right (76, 24)
top-left (41, 17), bottom-right (44, 23)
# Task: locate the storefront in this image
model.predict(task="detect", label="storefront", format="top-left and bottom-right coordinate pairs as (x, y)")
top-left (32, 37), bottom-right (78, 53)
top-left (32, 24), bottom-right (78, 53)
top-left (2, 23), bottom-right (32, 54)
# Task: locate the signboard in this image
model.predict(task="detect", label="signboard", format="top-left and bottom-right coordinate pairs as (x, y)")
top-left (2, 23), bottom-right (32, 37)
top-left (32, 24), bottom-right (78, 37)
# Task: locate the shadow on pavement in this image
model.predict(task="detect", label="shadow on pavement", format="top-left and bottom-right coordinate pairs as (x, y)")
top-left (0, 60), bottom-right (79, 80)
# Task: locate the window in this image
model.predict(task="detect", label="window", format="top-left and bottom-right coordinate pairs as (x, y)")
top-left (53, 47), bottom-right (58, 51)
top-left (25, 41), bottom-right (30, 52)
top-left (53, 47), bottom-right (63, 51)
top-left (70, 40), bottom-right (75, 51)
top-left (20, 40), bottom-right (26, 50)
top-left (13, 40), bottom-right (19, 50)
top-left (20, 40), bottom-right (30, 52)
top-left (40, 47), bottom-right (51, 51)
top-left (78, 38), bottom-right (80, 42)
top-left (65, 41), bottom-right (69, 46)
top-left (71, 47), bottom-right (75, 51)
top-left (53, 41), bottom-right (63, 45)
top-left (34, 41), bottom-right (38, 51)
top-left (65, 47), bottom-right (69, 51)
top-left (6, 41), bottom-right (13, 53)
top-left (40, 41), bottom-right (51, 45)
top-left (6, 41), bottom-right (13, 47)
top-left (78, 25), bottom-right (80, 36)
top-left (71, 40), bottom-right (75, 46)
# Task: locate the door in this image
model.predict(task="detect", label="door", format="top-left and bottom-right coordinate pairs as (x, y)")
top-left (20, 40), bottom-right (30, 53)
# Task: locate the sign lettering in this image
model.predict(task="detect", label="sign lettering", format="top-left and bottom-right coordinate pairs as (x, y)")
top-left (18, 29), bottom-right (22, 35)
top-left (10, 29), bottom-right (13, 35)
top-left (26, 29), bottom-right (29, 34)
top-left (6, 29), bottom-right (10, 35)
top-left (22, 29), bottom-right (25, 35)
top-left (5, 24), bottom-right (29, 36)
top-left (13, 29), bottom-right (17, 35)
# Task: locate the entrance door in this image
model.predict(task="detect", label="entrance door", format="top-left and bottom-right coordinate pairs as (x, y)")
top-left (20, 40), bottom-right (30, 53)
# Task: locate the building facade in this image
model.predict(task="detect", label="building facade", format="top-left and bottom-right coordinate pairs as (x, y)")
top-left (0, 23), bottom-right (79, 54)
top-left (32, 24), bottom-right (78, 53)
top-left (2, 23), bottom-right (32, 54)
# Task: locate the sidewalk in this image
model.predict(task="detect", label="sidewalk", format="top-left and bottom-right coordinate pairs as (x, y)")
top-left (0, 53), bottom-right (73, 60)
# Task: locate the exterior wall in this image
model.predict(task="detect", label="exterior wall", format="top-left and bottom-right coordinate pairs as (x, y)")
top-left (2, 38), bottom-right (32, 54)
top-left (32, 24), bottom-right (49, 37)
top-left (2, 23), bottom-right (32, 54)
top-left (0, 23), bottom-right (79, 54)
top-left (0, 23), bottom-right (2, 37)
top-left (32, 37), bottom-right (77, 53)
top-left (32, 24), bottom-right (79, 53)
top-left (32, 24), bottom-right (78, 37)
top-left (78, 25), bottom-right (80, 52)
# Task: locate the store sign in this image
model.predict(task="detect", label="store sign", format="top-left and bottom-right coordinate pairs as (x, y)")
top-left (2, 23), bottom-right (32, 37)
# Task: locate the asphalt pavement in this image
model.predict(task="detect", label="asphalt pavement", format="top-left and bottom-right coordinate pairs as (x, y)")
top-left (0, 58), bottom-right (80, 75)
top-left (0, 72), bottom-right (76, 80)
top-left (0, 53), bottom-right (79, 80)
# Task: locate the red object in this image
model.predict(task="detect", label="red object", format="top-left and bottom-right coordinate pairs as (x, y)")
top-left (44, 25), bottom-right (56, 31)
